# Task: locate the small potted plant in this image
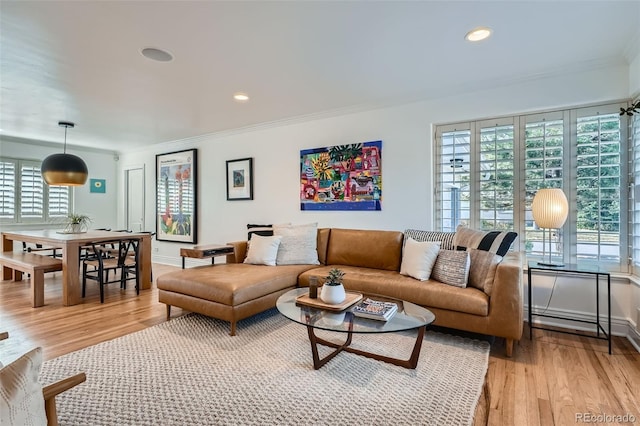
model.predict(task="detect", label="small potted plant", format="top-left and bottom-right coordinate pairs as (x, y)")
top-left (64, 213), bottom-right (92, 233)
top-left (320, 267), bottom-right (346, 304)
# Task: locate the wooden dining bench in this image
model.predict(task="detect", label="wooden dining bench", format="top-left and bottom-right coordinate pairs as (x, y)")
top-left (0, 251), bottom-right (63, 307)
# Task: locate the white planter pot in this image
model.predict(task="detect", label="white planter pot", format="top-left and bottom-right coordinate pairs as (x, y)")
top-left (320, 284), bottom-right (346, 305)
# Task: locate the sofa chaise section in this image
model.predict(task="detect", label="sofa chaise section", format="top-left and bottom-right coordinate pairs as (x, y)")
top-left (157, 263), bottom-right (317, 335)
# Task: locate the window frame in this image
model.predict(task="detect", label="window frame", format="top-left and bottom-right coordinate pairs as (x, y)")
top-left (0, 156), bottom-right (73, 224)
top-left (434, 101), bottom-right (630, 272)
top-left (630, 100), bottom-right (640, 276)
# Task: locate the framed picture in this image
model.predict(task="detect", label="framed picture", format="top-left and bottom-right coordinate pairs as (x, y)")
top-left (90, 178), bottom-right (106, 193)
top-left (156, 149), bottom-right (197, 243)
top-left (300, 140), bottom-right (382, 211)
top-left (226, 157), bottom-right (253, 201)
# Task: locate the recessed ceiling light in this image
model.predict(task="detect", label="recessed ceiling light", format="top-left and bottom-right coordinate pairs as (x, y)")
top-left (233, 92), bottom-right (249, 102)
top-left (465, 27), bottom-right (492, 42)
top-left (141, 47), bottom-right (173, 62)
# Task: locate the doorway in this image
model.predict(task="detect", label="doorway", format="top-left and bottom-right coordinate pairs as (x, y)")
top-left (125, 166), bottom-right (145, 232)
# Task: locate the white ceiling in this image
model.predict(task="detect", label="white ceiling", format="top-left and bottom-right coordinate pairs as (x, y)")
top-left (1, 1), bottom-right (639, 153)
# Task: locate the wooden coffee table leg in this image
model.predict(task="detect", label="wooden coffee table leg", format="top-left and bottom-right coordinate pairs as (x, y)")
top-left (307, 325), bottom-right (353, 370)
top-left (307, 324), bottom-right (426, 370)
top-left (343, 325), bottom-right (426, 369)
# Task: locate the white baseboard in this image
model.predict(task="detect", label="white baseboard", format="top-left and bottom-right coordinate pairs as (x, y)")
top-left (628, 323), bottom-right (640, 353)
top-left (525, 306), bottom-right (640, 353)
top-left (525, 305), bottom-right (628, 336)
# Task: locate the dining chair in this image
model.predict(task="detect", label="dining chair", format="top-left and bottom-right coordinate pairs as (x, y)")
top-left (81, 238), bottom-right (140, 303)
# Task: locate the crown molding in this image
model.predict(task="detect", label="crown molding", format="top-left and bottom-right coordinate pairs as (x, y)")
top-left (0, 135), bottom-right (117, 155)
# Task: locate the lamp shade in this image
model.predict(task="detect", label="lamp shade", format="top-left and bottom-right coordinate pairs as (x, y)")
top-left (41, 153), bottom-right (88, 186)
top-left (41, 120), bottom-right (88, 186)
top-left (532, 188), bottom-right (568, 229)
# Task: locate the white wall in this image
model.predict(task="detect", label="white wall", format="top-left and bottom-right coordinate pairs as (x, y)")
top-left (631, 55), bottom-right (640, 98)
top-left (629, 38), bottom-right (640, 98)
top-left (118, 63), bottom-right (640, 339)
top-left (0, 137), bottom-right (118, 230)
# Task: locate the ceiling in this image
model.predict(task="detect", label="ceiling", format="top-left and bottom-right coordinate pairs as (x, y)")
top-left (1, 1), bottom-right (639, 153)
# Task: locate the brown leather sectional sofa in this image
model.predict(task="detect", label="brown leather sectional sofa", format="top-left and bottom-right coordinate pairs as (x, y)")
top-left (157, 228), bottom-right (523, 356)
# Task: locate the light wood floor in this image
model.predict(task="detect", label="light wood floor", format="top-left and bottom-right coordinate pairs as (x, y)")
top-left (1, 264), bottom-right (639, 426)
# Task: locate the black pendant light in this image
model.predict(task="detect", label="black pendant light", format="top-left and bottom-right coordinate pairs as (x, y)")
top-left (41, 121), bottom-right (88, 186)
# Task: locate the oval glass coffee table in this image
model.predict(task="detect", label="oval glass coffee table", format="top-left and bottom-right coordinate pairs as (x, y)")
top-left (276, 288), bottom-right (435, 370)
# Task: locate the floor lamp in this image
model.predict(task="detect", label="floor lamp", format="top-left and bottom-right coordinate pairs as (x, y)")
top-left (532, 188), bottom-right (568, 267)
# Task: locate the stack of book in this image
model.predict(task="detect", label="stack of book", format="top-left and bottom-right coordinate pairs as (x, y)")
top-left (352, 298), bottom-right (398, 321)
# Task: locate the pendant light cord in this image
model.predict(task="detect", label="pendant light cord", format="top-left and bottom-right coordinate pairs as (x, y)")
top-left (63, 126), bottom-right (67, 154)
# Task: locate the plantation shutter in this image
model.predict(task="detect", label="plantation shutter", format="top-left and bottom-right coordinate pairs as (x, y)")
top-left (477, 119), bottom-right (516, 231)
top-left (523, 112), bottom-right (565, 260)
top-left (48, 184), bottom-right (70, 217)
top-left (0, 160), bottom-right (16, 219)
top-left (20, 162), bottom-right (44, 219)
top-left (575, 111), bottom-right (621, 263)
top-left (435, 125), bottom-right (471, 232)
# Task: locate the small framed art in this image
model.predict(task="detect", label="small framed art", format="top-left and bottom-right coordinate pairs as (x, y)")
top-left (226, 157), bottom-right (253, 201)
top-left (90, 179), bottom-right (106, 193)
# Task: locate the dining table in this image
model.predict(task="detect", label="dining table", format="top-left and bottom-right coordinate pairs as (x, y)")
top-left (1, 229), bottom-right (152, 306)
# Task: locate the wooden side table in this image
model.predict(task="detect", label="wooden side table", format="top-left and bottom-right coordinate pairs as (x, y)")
top-left (180, 244), bottom-right (234, 269)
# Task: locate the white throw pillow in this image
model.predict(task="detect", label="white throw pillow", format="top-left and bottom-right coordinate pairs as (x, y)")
top-left (400, 238), bottom-right (441, 281)
top-left (0, 347), bottom-right (47, 426)
top-left (243, 235), bottom-right (282, 266)
top-left (273, 223), bottom-right (320, 265)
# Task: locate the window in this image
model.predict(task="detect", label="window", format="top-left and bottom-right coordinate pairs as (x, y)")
top-left (0, 158), bottom-right (71, 223)
top-left (435, 102), bottom-right (629, 271)
top-left (436, 128), bottom-right (471, 231)
top-left (631, 104), bottom-right (640, 275)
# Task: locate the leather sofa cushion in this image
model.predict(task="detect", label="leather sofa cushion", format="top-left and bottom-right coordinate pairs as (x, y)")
top-left (299, 265), bottom-right (489, 316)
top-left (325, 229), bottom-right (403, 271)
top-left (157, 263), bottom-right (316, 306)
top-left (317, 228), bottom-right (331, 265)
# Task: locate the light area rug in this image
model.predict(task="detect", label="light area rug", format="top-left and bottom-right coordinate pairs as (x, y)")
top-left (40, 309), bottom-right (490, 426)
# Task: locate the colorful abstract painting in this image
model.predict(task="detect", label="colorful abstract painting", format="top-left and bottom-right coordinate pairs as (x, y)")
top-left (300, 140), bottom-right (382, 211)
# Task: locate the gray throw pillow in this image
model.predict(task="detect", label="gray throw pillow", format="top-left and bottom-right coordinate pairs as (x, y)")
top-left (431, 250), bottom-right (470, 288)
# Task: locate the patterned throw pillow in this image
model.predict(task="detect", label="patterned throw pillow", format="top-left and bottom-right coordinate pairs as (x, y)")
top-left (247, 224), bottom-right (273, 240)
top-left (453, 225), bottom-right (517, 256)
top-left (273, 223), bottom-right (320, 265)
top-left (404, 229), bottom-right (456, 250)
top-left (0, 347), bottom-right (47, 426)
top-left (431, 250), bottom-right (470, 288)
top-left (467, 248), bottom-right (503, 295)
